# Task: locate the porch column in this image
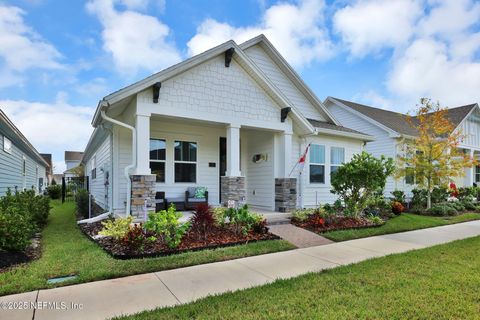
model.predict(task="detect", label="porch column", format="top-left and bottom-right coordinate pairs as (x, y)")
top-left (275, 132), bottom-right (296, 212)
top-left (226, 124), bottom-right (241, 177)
top-left (466, 149), bottom-right (475, 187)
top-left (221, 124), bottom-right (245, 206)
top-left (135, 114), bottom-right (151, 175)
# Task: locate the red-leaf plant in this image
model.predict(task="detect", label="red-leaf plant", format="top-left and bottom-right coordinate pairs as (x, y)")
top-left (191, 203), bottom-right (215, 240)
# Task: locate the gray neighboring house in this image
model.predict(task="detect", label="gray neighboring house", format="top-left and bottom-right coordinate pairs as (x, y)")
top-left (324, 97), bottom-right (480, 196)
top-left (0, 109), bottom-right (49, 196)
top-left (64, 151), bottom-right (84, 178)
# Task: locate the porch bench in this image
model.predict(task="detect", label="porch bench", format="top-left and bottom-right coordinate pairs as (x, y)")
top-left (166, 197), bottom-right (186, 211)
top-left (185, 187), bottom-right (208, 210)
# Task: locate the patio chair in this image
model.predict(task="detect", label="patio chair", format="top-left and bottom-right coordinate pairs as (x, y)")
top-left (185, 187), bottom-right (209, 210)
top-left (155, 191), bottom-right (166, 212)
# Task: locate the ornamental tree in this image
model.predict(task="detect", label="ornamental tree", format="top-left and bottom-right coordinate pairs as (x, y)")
top-left (395, 98), bottom-right (475, 209)
top-left (331, 151), bottom-right (394, 218)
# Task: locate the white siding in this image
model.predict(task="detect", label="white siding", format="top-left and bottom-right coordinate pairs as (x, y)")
top-left (114, 126), bottom-right (133, 213)
top-left (86, 135), bottom-right (112, 210)
top-left (244, 44), bottom-right (326, 121)
top-left (458, 108), bottom-right (480, 148)
top-left (243, 130), bottom-right (275, 210)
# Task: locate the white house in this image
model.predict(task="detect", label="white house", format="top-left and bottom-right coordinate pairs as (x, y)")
top-left (81, 35), bottom-right (373, 217)
top-left (324, 97), bottom-right (480, 196)
top-left (64, 151), bottom-right (84, 178)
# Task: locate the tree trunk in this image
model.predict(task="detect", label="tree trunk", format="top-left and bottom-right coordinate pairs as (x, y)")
top-left (427, 178), bottom-right (432, 209)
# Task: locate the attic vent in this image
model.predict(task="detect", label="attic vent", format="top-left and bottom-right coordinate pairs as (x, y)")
top-left (281, 107), bottom-right (291, 122)
top-left (152, 82), bottom-right (161, 103)
top-left (225, 48), bottom-right (235, 67)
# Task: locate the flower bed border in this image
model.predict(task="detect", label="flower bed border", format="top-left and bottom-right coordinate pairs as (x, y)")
top-left (78, 224), bottom-right (281, 260)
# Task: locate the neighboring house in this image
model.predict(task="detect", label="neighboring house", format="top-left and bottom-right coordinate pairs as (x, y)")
top-left (40, 153), bottom-right (53, 185)
top-left (64, 151), bottom-right (84, 178)
top-left (325, 97), bottom-right (480, 196)
top-left (82, 35), bottom-right (373, 217)
top-left (0, 109), bottom-right (49, 196)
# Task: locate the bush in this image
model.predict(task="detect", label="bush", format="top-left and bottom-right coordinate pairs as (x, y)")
top-left (121, 223), bottom-right (155, 253)
top-left (291, 208), bottom-right (316, 222)
top-left (432, 186), bottom-right (449, 204)
top-left (364, 195), bottom-right (391, 217)
top-left (448, 201), bottom-right (465, 212)
top-left (330, 152), bottom-right (394, 218)
top-left (391, 190), bottom-right (406, 204)
top-left (212, 207), bottom-right (227, 226)
top-left (461, 200), bottom-right (477, 211)
top-left (391, 201), bottom-right (405, 215)
top-left (367, 215), bottom-right (384, 225)
top-left (411, 188), bottom-right (428, 208)
top-left (46, 185), bottom-right (62, 199)
top-left (99, 216), bottom-right (134, 240)
top-left (0, 210), bottom-right (34, 251)
top-left (225, 204), bottom-right (265, 235)
top-left (322, 203), bottom-right (335, 215)
top-left (144, 204), bottom-right (190, 249)
top-left (426, 203), bottom-right (457, 216)
top-left (75, 189), bottom-right (90, 219)
top-left (191, 203), bottom-right (215, 240)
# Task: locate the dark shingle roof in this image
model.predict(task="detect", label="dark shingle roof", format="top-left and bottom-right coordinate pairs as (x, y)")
top-left (65, 151), bottom-right (84, 161)
top-left (332, 98), bottom-right (478, 136)
top-left (307, 119), bottom-right (371, 136)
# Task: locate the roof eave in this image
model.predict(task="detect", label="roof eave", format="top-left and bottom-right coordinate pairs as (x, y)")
top-left (314, 127), bottom-right (375, 141)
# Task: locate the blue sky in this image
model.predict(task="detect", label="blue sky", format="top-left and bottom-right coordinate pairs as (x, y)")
top-left (1, 0), bottom-right (479, 172)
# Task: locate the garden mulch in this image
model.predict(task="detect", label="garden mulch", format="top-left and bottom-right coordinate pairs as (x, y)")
top-left (0, 233), bottom-right (42, 272)
top-left (292, 216), bottom-right (381, 234)
top-left (79, 221), bottom-right (280, 259)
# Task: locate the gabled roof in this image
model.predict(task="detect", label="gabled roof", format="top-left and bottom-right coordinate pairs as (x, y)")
top-left (239, 34), bottom-right (340, 126)
top-left (65, 151), bottom-right (83, 161)
top-left (92, 37), bottom-right (315, 134)
top-left (0, 109), bottom-right (49, 167)
top-left (327, 97), bottom-right (478, 137)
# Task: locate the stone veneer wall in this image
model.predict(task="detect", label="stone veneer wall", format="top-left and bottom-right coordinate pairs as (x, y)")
top-left (130, 175), bottom-right (157, 218)
top-left (275, 178), bottom-right (297, 212)
top-left (220, 176), bottom-right (246, 206)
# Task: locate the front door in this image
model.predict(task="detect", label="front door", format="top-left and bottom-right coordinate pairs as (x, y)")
top-left (219, 137), bottom-right (227, 203)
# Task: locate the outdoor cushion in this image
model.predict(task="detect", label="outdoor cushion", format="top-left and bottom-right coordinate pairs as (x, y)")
top-left (187, 187), bottom-right (197, 196)
top-left (194, 187), bottom-right (207, 199)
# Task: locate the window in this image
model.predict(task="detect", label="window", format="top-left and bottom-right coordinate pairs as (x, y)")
top-left (174, 141), bottom-right (197, 183)
top-left (22, 156), bottom-right (26, 176)
top-left (330, 147), bottom-right (345, 181)
top-left (150, 139), bottom-right (166, 182)
top-left (405, 167), bottom-right (415, 185)
top-left (476, 166), bottom-right (480, 183)
top-left (3, 136), bottom-right (12, 154)
top-left (91, 155), bottom-right (96, 180)
top-left (309, 144), bottom-right (325, 183)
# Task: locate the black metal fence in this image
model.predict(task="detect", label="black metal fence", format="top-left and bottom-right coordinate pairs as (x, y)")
top-left (61, 176), bottom-right (89, 203)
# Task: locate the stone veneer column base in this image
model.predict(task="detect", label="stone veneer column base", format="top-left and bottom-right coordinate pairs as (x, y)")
top-left (275, 178), bottom-right (297, 212)
top-left (130, 174), bottom-right (157, 218)
top-left (220, 176), bottom-right (246, 206)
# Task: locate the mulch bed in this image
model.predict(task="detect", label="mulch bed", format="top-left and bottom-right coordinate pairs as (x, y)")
top-left (79, 220), bottom-right (279, 259)
top-left (0, 233), bottom-right (42, 273)
top-left (291, 216), bottom-right (381, 234)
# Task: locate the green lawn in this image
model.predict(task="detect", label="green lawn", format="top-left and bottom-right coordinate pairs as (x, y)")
top-left (322, 212), bottom-right (480, 242)
top-left (0, 201), bottom-right (294, 297)
top-left (118, 236), bottom-right (480, 320)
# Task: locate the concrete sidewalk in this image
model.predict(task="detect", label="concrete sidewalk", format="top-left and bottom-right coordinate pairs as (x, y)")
top-left (2, 220), bottom-right (480, 320)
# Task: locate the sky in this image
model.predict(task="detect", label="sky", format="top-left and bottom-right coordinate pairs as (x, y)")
top-left (1, 0), bottom-right (480, 173)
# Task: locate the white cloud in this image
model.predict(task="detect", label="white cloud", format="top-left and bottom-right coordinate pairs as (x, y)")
top-left (333, 0), bottom-right (423, 57)
top-left (187, 0), bottom-right (333, 68)
top-left (0, 98), bottom-right (95, 173)
top-left (0, 4), bottom-right (63, 87)
top-left (86, 0), bottom-right (181, 75)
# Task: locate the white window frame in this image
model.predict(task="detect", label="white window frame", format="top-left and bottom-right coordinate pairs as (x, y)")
top-left (150, 138), bottom-right (166, 183)
top-left (174, 140), bottom-right (197, 184)
top-left (3, 136), bottom-right (12, 154)
top-left (330, 146), bottom-right (345, 181)
top-left (309, 144), bottom-right (325, 184)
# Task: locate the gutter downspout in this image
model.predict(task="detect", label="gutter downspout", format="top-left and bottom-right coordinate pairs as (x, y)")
top-left (100, 103), bottom-right (136, 217)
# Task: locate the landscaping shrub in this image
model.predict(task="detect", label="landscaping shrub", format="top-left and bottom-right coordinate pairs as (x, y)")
top-left (212, 207), bottom-right (227, 226)
top-left (225, 204), bottom-right (266, 235)
top-left (322, 203), bottom-right (335, 215)
top-left (0, 210), bottom-right (34, 251)
top-left (364, 195), bottom-right (391, 217)
top-left (411, 188), bottom-right (428, 209)
top-left (461, 199), bottom-right (477, 211)
top-left (432, 186), bottom-right (449, 204)
top-left (144, 205), bottom-right (190, 249)
top-left (391, 201), bottom-right (405, 215)
top-left (46, 184), bottom-right (61, 199)
top-left (330, 152), bottom-right (394, 218)
top-left (75, 189), bottom-right (90, 219)
top-left (291, 208), bottom-right (315, 222)
top-left (367, 215), bottom-right (384, 225)
top-left (391, 190), bottom-right (406, 204)
top-left (426, 203), bottom-right (457, 216)
top-left (448, 201), bottom-right (465, 212)
top-left (121, 223), bottom-right (154, 253)
top-left (99, 216), bottom-right (134, 240)
top-left (191, 203), bottom-right (215, 240)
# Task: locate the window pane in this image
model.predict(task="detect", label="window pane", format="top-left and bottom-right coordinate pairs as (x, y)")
top-left (310, 144), bottom-right (325, 164)
top-left (310, 164), bottom-right (325, 183)
top-left (330, 165), bottom-right (339, 177)
top-left (331, 147), bottom-right (345, 165)
top-left (405, 167), bottom-right (414, 185)
top-left (174, 141), bottom-right (197, 161)
top-left (150, 139), bottom-right (166, 160)
top-left (150, 162), bottom-right (165, 182)
top-left (175, 163), bottom-right (196, 183)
